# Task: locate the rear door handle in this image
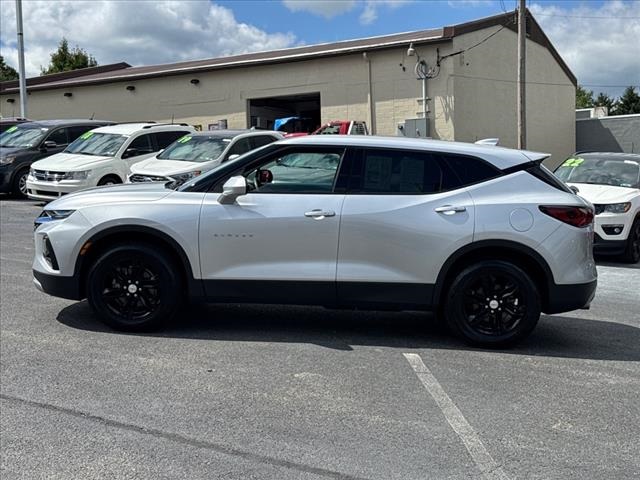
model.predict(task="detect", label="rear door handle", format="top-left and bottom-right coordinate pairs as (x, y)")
top-left (304, 209), bottom-right (336, 219)
top-left (434, 205), bottom-right (466, 215)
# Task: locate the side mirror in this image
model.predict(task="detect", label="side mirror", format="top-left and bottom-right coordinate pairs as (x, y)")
top-left (218, 176), bottom-right (247, 204)
top-left (569, 185), bottom-right (580, 194)
top-left (41, 140), bottom-right (57, 151)
top-left (123, 147), bottom-right (139, 159)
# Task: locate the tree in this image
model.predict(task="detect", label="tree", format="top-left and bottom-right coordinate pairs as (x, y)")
top-left (0, 55), bottom-right (18, 81)
top-left (594, 92), bottom-right (617, 115)
top-left (576, 85), bottom-right (594, 109)
top-left (40, 38), bottom-right (97, 75)
top-left (613, 86), bottom-right (640, 115)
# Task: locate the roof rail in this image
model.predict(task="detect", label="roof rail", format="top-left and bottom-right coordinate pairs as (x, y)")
top-left (142, 122), bottom-right (190, 129)
top-left (115, 121), bottom-right (157, 125)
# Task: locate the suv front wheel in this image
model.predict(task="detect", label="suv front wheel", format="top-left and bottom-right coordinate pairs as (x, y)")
top-left (445, 260), bottom-right (541, 348)
top-left (87, 243), bottom-right (183, 331)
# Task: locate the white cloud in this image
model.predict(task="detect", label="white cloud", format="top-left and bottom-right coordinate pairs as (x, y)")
top-left (531, 0), bottom-right (640, 97)
top-left (359, 0), bottom-right (413, 25)
top-left (282, 0), bottom-right (357, 18)
top-left (447, 0), bottom-right (495, 7)
top-left (0, 1), bottom-right (297, 77)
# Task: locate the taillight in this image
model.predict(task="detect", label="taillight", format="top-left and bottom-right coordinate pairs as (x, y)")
top-left (539, 206), bottom-right (593, 228)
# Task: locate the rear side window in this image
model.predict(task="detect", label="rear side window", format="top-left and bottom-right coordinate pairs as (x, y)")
top-left (341, 148), bottom-right (460, 194)
top-left (529, 164), bottom-right (574, 193)
top-left (155, 131), bottom-right (189, 149)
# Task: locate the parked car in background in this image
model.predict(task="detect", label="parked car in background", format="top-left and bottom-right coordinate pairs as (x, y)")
top-left (128, 129), bottom-right (282, 186)
top-left (0, 117), bottom-right (31, 133)
top-left (1, 119), bottom-right (112, 198)
top-left (554, 152), bottom-right (640, 263)
top-left (26, 123), bottom-right (194, 201)
top-left (284, 120), bottom-right (369, 138)
top-left (33, 136), bottom-right (596, 347)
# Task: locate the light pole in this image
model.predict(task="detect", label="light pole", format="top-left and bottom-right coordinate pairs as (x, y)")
top-left (15, 0), bottom-right (28, 118)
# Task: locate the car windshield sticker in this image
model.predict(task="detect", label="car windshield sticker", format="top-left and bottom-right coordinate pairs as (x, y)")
top-left (562, 157), bottom-right (584, 167)
top-left (80, 131), bottom-right (94, 140)
top-left (6, 126), bottom-right (18, 133)
top-left (177, 136), bottom-right (192, 143)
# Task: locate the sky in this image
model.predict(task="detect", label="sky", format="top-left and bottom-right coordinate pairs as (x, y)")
top-left (0, 0), bottom-right (638, 98)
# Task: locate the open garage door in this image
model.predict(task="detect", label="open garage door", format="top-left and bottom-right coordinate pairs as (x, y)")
top-left (248, 93), bottom-right (320, 133)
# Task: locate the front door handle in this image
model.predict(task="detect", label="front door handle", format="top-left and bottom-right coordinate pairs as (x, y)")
top-left (434, 205), bottom-right (466, 215)
top-left (304, 209), bottom-right (336, 219)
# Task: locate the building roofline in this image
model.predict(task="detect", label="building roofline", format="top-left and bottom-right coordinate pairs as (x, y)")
top-left (0, 10), bottom-right (576, 93)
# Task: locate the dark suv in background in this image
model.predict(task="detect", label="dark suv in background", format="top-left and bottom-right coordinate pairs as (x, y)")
top-left (0, 119), bottom-right (112, 198)
top-left (0, 117), bottom-right (31, 133)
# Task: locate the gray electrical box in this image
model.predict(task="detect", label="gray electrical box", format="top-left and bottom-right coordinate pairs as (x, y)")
top-left (399, 118), bottom-right (430, 138)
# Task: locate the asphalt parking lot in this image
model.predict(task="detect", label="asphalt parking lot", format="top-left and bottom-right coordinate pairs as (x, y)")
top-left (1, 197), bottom-right (639, 480)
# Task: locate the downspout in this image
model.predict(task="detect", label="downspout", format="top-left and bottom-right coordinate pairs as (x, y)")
top-left (363, 52), bottom-right (376, 134)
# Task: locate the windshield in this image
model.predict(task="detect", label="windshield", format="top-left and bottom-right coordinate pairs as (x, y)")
top-left (157, 135), bottom-right (231, 163)
top-left (0, 126), bottom-right (47, 148)
top-left (555, 156), bottom-right (640, 188)
top-left (64, 132), bottom-right (127, 156)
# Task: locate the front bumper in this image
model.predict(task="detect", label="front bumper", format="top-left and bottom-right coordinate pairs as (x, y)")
top-left (33, 269), bottom-right (83, 300)
top-left (544, 279), bottom-right (597, 314)
top-left (26, 177), bottom-right (91, 201)
top-left (593, 234), bottom-right (627, 255)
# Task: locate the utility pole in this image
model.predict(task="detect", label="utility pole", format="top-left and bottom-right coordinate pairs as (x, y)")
top-left (517, 0), bottom-right (526, 149)
top-left (15, 0), bottom-right (28, 118)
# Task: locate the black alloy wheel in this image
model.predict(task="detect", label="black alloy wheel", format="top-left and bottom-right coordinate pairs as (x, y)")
top-left (98, 175), bottom-right (121, 186)
top-left (445, 260), bottom-right (541, 348)
top-left (622, 218), bottom-right (640, 263)
top-left (87, 244), bottom-right (182, 331)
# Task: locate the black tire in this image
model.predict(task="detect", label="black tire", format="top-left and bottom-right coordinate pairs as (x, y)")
top-left (11, 167), bottom-right (29, 199)
top-left (444, 260), bottom-right (541, 348)
top-left (622, 217), bottom-right (640, 264)
top-left (97, 175), bottom-right (122, 186)
top-left (86, 243), bottom-right (182, 332)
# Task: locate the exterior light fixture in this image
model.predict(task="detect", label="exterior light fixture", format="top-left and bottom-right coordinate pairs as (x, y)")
top-left (63, 92), bottom-right (73, 97)
top-left (126, 85), bottom-right (135, 91)
top-left (190, 78), bottom-right (200, 85)
top-left (6, 98), bottom-right (15, 103)
top-left (407, 43), bottom-right (416, 57)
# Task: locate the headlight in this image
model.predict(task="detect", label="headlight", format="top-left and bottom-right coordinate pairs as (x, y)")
top-left (0, 155), bottom-right (16, 165)
top-left (169, 170), bottom-right (201, 186)
top-left (61, 171), bottom-right (89, 180)
top-left (34, 209), bottom-right (76, 229)
top-left (603, 202), bottom-right (631, 214)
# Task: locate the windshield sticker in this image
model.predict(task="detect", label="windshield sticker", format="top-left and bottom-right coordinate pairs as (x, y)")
top-left (562, 158), bottom-right (584, 167)
top-left (177, 136), bottom-right (192, 143)
top-left (79, 131), bottom-right (94, 140)
top-left (6, 126), bottom-right (18, 133)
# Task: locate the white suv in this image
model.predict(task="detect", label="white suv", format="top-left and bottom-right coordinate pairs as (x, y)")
top-left (32, 136), bottom-right (597, 347)
top-left (128, 129), bottom-right (283, 186)
top-left (26, 123), bottom-right (195, 201)
top-left (555, 152), bottom-right (640, 263)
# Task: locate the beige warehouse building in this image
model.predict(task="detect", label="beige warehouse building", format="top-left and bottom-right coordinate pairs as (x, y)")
top-left (0, 11), bottom-right (576, 166)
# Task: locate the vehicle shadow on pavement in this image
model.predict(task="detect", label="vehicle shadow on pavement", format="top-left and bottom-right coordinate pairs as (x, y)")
top-left (595, 257), bottom-right (640, 269)
top-left (57, 301), bottom-right (640, 361)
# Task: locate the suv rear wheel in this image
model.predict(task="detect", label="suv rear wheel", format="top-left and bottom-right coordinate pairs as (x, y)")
top-left (87, 244), bottom-right (182, 331)
top-left (445, 260), bottom-right (541, 348)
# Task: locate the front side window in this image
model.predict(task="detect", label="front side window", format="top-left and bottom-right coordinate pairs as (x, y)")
top-left (555, 156), bottom-right (640, 188)
top-left (158, 135), bottom-right (231, 163)
top-left (250, 135), bottom-right (279, 149)
top-left (225, 138), bottom-right (252, 160)
top-left (65, 132), bottom-right (128, 156)
top-left (244, 149), bottom-right (343, 193)
top-left (0, 126), bottom-right (47, 148)
top-left (46, 128), bottom-right (69, 146)
top-left (124, 134), bottom-right (154, 158)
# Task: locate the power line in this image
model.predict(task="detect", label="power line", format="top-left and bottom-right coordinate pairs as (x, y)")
top-left (532, 12), bottom-right (640, 19)
top-left (451, 74), bottom-right (638, 88)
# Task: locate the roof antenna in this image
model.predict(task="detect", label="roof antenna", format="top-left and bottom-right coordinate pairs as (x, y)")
top-left (171, 114), bottom-right (174, 124)
top-left (90, 112), bottom-right (95, 120)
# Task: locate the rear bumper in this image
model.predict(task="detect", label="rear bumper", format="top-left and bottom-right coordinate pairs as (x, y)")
top-left (33, 269), bottom-right (83, 300)
top-left (544, 279), bottom-right (597, 314)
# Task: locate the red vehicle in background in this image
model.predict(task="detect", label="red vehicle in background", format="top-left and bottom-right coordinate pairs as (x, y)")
top-left (283, 120), bottom-right (369, 138)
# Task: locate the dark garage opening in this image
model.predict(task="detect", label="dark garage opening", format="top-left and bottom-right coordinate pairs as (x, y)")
top-left (248, 93), bottom-right (321, 133)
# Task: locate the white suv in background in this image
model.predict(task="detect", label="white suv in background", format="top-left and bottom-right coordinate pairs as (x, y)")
top-left (128, 130), bottom-right (282, 186)
top-left (33, 136), bottom-right (597, 348)
top-left (26, 123), bottom-right (194, 201)
top-left (555, 152), bottom-right (640, 263)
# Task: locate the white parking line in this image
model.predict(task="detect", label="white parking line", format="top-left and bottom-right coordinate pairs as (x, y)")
top-left (403, 353), bottom-right (510, 480)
